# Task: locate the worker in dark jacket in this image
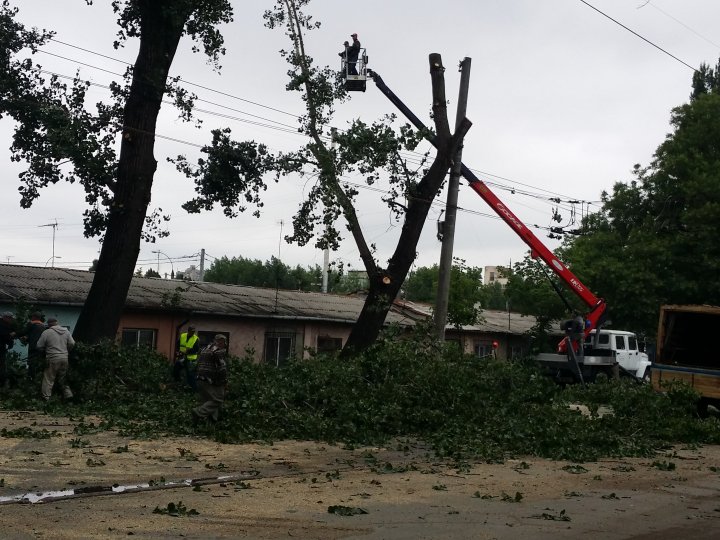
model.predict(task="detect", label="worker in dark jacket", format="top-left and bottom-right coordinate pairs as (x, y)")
top-left (18, 312), bottom-right (46, 380)
top-left (0, 312), bottom-right (16, 390)
top-left (192, 334), bottom-right (228, 424)
top-left (347, 33), bottom-right (360, 75)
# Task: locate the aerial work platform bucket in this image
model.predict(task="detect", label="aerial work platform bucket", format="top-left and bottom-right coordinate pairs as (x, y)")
top-left (340, 47), bottom-right (368, 92)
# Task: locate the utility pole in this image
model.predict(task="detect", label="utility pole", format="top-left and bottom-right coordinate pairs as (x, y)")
top-left (199, 248), bottom-right (205, 281)
top-left (434, 58), bottom-right (472, 339)
top-left (322, 128), bottom-right (338, 294)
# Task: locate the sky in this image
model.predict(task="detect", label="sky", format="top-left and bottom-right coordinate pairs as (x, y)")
top-left (1, 0), bottom-right (719, 280)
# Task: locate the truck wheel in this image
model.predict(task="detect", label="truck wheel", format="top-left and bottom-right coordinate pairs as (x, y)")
top-left (642, 370), bottom-right (651, 384)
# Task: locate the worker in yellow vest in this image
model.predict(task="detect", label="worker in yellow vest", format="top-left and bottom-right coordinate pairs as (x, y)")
top-left (174, 325), bottom-right (200, 390)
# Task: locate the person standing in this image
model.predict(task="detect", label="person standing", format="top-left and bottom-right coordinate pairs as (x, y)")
top-left (18, 312), bottom-right (47, 380)
top-left (175, 325), bottom-right (200, 390)
top-left (36, 317), bottom-right (74, 401)
top-left (347, 33), bottom-right (361, 75)
top-left (0, 312), bottom-right (16, 390)
top-left (338, 40), bottom-right (350, 76)
top-left (192, 334), bottom-right (228, 424)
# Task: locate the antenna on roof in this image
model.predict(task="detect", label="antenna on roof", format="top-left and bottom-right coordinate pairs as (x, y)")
top-left (38, 219), bottom-right (59, 267)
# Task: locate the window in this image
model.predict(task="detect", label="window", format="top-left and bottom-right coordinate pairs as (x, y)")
top-left (121, 328), bottom-right (157, 349)
top-left (510, 345), bottom-right (523, 360)
top-left (265, 332), bottom-right (295, 367)
top-left (587, 333), bottom-right (610, 345)
top-left (615, 335), bottom-right (626, 350)
top-left (628, 336), bottom-right (638, 351)
top-left (475, 341), bottom-right (493, 359)
top-left (317, 336), bottom-right (343, 354)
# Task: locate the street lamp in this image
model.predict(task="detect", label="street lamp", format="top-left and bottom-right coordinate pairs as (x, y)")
top-left (151, 250), bottom-right (174, 278)
top-left (45, 256), bottom-right (61, 268)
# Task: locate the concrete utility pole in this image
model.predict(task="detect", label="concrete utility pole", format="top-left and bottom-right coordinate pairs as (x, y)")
top-left (434, 57), bottom-right (471, 339)
top-left (199, 248), bottom-right (205, 281)
top-left (322, 128), bottom-right (339, 294)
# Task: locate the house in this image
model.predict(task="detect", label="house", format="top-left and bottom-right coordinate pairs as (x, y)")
top-left (393, 299), bottom-right (538, 360)
top-left (0, 264), bottom-right (539, 363)
top-left (483, 265), bottom-right (509, 288)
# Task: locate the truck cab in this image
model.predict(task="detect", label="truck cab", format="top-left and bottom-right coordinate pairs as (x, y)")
top-left (585, 330), bottom-right (651, 380)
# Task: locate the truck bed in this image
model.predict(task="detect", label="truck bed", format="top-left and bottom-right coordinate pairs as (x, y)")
top-left (653, 304), bottom-right (720, 403)
top-left (652, 363), bottom-right (720, 400)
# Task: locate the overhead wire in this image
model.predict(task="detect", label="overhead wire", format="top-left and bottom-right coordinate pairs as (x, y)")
top-left (40, 38), bottom-right (600, 210)
top-left (578, 0), bottom-right (700, 73)
top-left (6, 37), bottom-right (602, 267)
top-left (637, 2), bottom-right (720, 51)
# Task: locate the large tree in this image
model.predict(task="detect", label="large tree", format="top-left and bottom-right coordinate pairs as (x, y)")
top-left (560, 60), bottom-right (720, 337)
top-left (176, 0), bottom-right (469, 355)
top-left (204, 255), bottom-right (326, 291)
top-left (0, 1), bottom-right (244, 343)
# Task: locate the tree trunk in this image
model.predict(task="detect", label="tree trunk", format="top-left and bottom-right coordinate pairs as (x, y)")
top-left (342, 53), bottom-right (469, 356)
top-left (73, 3), bottom-right (188, 343)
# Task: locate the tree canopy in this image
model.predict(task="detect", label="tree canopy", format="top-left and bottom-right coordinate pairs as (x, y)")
top-left (403, 261), bottom-right (501, 328)
top-left (557, 59), bottom-right (720, 337)
top-left (175, 0), bottom-right (469, 355)
top-left (0, 0), bottom-right (239, 342)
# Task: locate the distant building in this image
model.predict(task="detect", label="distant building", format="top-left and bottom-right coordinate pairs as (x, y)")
top-left (483, 266), bottom-right (509, 287)
top-left (0, 264), bottom-right (543, 364)
top-left (181, 265), bottom-right (202, 281)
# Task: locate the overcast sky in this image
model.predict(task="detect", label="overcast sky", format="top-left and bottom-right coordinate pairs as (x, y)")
top-left (2, 0), bottom-right (719, 279)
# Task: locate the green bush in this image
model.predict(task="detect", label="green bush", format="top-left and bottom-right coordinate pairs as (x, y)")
top-left (2, 332), bottom-right (719, 461)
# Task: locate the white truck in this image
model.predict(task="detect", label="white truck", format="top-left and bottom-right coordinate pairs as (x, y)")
top-left (537, 329), bottom-right (651, 384)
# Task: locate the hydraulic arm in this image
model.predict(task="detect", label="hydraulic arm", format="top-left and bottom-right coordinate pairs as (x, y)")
top-left (367, 70), bottom-right (607, 348)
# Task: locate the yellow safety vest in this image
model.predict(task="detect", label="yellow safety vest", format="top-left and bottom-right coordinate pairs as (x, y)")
top-left (179, 333), bottom-right (199, 361)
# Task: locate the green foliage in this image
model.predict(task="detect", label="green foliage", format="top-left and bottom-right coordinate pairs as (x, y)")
top-left (402, 260), bottom-right (485, 327)
top-left (176, 0), bottom-right (461, 354)
top-left (171, 128), bottom-right (269, 219)
top-left (560, 60), bottom-right (720, 337)
top-left (204, 255), bottom-right (325, 291)
top-left (531, 509), bottom-right (571, 522)
top-left (501, 491), bottom-right (523, 502)
top-left (0, 426), bottom-right (58, 439)
top-left (327, 505), bottom-right (368, 516)
top-left (152, 501), bottom-right (199, 517)
top-left (504, 257), bottom-right (581, 351)
top-left (2, 334), bottom-right (719, 462)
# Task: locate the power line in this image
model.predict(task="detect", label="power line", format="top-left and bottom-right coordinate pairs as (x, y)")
top-left (578, 0), bottom-right (699, 73)
top-left (47, 39), bottom-right (300, 118)
top-left (13, 44), bottom-right (599, 237)
top-left (42, 38), bottom-right (603, 206)
top-left (37, 42), bottom-right (601, 208)
top-left (638, 2), bottom-right (720, 51)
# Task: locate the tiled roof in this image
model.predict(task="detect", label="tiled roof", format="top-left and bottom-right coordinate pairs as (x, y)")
top-left (393, 298), bottom-right (540, 335)
top-left (0, 264), bottom-right (419, 326)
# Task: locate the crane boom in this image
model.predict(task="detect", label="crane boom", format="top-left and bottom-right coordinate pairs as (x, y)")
top-left (367, 70), bottom-right (607, 342)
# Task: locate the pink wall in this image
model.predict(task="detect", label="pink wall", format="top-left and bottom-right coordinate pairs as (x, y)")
top-left (117, 311), bottom-right (353, 362)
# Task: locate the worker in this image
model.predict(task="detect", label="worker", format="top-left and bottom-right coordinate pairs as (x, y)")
top-left (0, 312), bottom-right (16, 390)
top-left (36, 317), bottom-right (74, 401)
top-left (174, 325), bottom-right (200, 390)
top-left (18, 311), bottom-right (47, 380)
top-left (192, 334), bottom-right (228, 425)
top-left (347, 33), bottom-right (360, 75)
